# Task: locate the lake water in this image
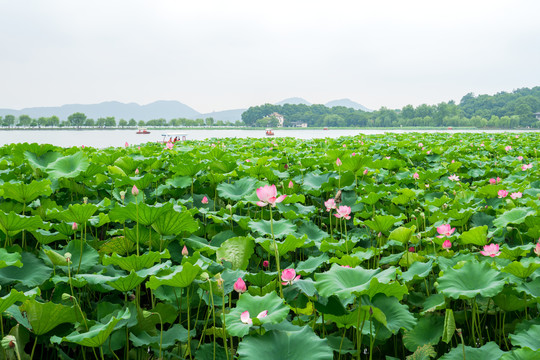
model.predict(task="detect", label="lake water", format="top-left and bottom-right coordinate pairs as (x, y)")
top-left (0, 128), bottom-right (537, 148)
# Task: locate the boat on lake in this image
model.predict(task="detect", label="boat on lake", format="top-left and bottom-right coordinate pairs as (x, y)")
top-left (136, 128), bottom-right (150, 134)
top-left (265, 128), bottom-right (274, 136)
top-left (161, 132), bottom-right (187, 142)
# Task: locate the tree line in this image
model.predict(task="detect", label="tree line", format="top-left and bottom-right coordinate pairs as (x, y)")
top-left (241, 87), bottom-right (540, 128)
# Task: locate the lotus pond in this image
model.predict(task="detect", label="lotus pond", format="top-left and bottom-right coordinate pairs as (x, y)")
top-left (0, 133), bottom-right (539, 359)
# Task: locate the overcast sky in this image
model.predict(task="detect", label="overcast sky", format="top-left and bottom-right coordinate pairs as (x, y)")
top-left (1, 0), bottom-right (539, 113)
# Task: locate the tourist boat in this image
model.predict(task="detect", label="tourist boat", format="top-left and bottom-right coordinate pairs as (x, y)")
top-left (161, 132), bottom-right (187, 142)
top-left (265, 128), bottom-right (274, 136)
top-left (323, 127), bottom-right (329, 130)
top-left (136, 128), bottom-right (150, 134)
top-left (447, 127), bottom-right (453, 130)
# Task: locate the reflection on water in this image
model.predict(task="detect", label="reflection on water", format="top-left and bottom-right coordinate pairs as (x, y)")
top-left (0, 128), bottom-right (536, 148)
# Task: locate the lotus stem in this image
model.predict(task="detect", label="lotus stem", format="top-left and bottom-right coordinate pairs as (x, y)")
top-left (269, 206), bottom-right (283, 298)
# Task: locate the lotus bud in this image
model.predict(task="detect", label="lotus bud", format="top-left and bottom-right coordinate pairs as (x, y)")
top-left (369, 307), bottom-right (373, 316)
top-left (72, 222), bottom-right (78, 231)
top-left (201, 196), bottom-right (209, 204)
top-left (128, 293), bottom-right (136, 301)
top-left (378, 232), bottom-right (382, 238)
top-left (83, 197), bottom-right (88, 204)
top-left (1, 335), bottom-right (16, 350)
top-left (142, 310), bottom-right (153, 318)
top-left (336, 158), bottom-right (342, 166)
top-left (263, 260), bottom-right (269, 268)
top-left (131, 185), bottom-right (139, 196)
top-left (182, 245), bottom-right (189, 256)
top-left (64, 252), bottom-right (72, 263)
top-left (135, 168), bottom-right (139, 175)
top-left (62, 293), bottom-right (74, 301)
top-left (233, 277), bottom-right (247, 293)
top-left (120, 191), bottom-right (126, 200)
top-left (226, 204), bottom-right (232, 210)
top-left (125, 142), bottom-right (129, 147)
top-left (216, 275), bottom-right (224, 290)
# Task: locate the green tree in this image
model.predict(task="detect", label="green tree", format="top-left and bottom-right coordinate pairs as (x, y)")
top-left (85, 118), bottom-right (95, 127)
top-left (128, 119), bottom-right (137, 127)
top-left (49, 116), bottom-right (60, 127)
top-left (205, 117), bottom-right (214, 127)
top-left (68, 112), bottom-right (87, 128)
top-left (104, 117), bottom-right (116, 127)
top-left (138, 120), bottom-right (145, 127)
top-left (18, 115), bottom-right (32, 127)
top-left (118, 119), bottom-right (128, 128)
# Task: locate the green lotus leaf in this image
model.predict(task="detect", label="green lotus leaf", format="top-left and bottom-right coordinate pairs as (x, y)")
top-left (166, 175), bottom-right (193, 189)
top-left (439, 342), bottom-right (504, 360)
top-left (516, 277), bottom-right (540, 298)
top-left (301, 171), bottom-right (333, 192)
top-left (295, 254), bottom-right (329, 275)
top-left (503, 260), bottom-right (540, 279)
top-left (151, 208), bottom-right (199, 236)
top-left (102, 250), bottom-right (170, 272)
top-left (46, 151), bottom-right (90, 179)
top-left (0, 288), bottom-right (39, 313)
top-left (146, 262), bottom-right (201, 289)
top-left (249, 219), bottom-right (297, 239)
top-left (361, 192), bottom-right (386, 206)
top-left (107, 165), bottom-right (126, 177)
top-left (0, 211), bottom-right (49, 237)
top-left (217, 177), bottom-right (258, 201)
top-left (436, 260), bottom-right (506, 299)
top-left (459, 226), bottom-right (488, 246)
top-left (129, 323), bottom-right (189, 349)
top-left (493, 207), bottom-right (536, 228)
top-left (403, 315), bottom-right (444, 351)
top-left (107, 271), bottom-right (146, 292)
top-left (225, 292), bottom-right (290, 337)
top-left (31, 229), bottom-right (68, 245)
top-left (388, 226), bottom-right (416, 244)
top-left (0, 252), bottom-right (52, 288)
top-left (108, 202), bottom-right (173, 225)
top-left (0, 248), bottom-right (22, 269)
top-left (362, 215), bottom-right (404, 233)
top-left (494, 287), bottom-right (529, 311)
top-left (24, 150), bottom-right (62, 171)
top-left (20, 299), bottom-right (78, 335)
top-left (58, 240), bottom-right (99, 273)
top-left (365, 294), bottom-right (417, 333)
top-left (237, 326), bottom-right (333, 360)
top-left (295, 221), bottom-right (330, 244)
top-left (315, 264), bottom-right (404, 300)
top-left (324, 303), bottom-right (387, 329)
top-left (329, 249), bottom-right (375, 268)
top-left (438, 309), bottom-right (456, 345)
top-left (216, 236), bottom-right (255, 270)
top-left (47, 203), bottom-right (98, 225)
top-left (500, 348), bottom-right (540, 360)
top-left (510, 324), bottom-right (540, 350)
top-left (256, 234), bottom-right (307, 257)
top-left (51, 308), bottom-right (130, 347)
top-left (195, 343), bottom-right (228, 360)
top-left (400, 260), bottom-right (433, 283)
top-left (1, 179), bottom-right (52, 204)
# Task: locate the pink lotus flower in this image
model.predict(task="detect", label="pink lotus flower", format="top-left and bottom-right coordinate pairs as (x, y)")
top-left (324, 198), bottom-right (336, 212)
top-left (72, 222), bottom-right (78, 231)
top-left (418, 143), bottom-right (423, 147)
top-left (182, 245), bottom-right (189, 256)
top-left (448, 174), bottom-right (460, 181)
top-left (234, 278), bottom-right (247, 293)
top-left (480, 243), bottom-right (500, 257)
top-left (505, 146), bottom-right (512, 152)
top-left (413, 172), bottom-right (419, 180)
top-left (489, 178), bottom-right (496, 185)
top-left (522, 163), bottom-right (533, 171)
top-left (263, 260), bottom-right (269, 268)
top-left (288, 181), bottom-right (294, 189)
top-left (81, 145), bottom-right (85, 149)
top-left (437, 224), bottom-right (455, 238)
top-left (510, 192), bottom-right (522, 199)
top-left (341, 265), bottom-right (351, 268)
top-left (336, 158), bottom-right (342, 166)
top-left (166, 142), bottom-right (173, 150)
top-left (426, 150), bottom-right (431, 155)
top-left (202, 196), bottom-right (209, 204)
top-left (534, 241), bottom-right (540, 256)
top-left (240, 310), bottom-right (268, 325)
top-left (281, 268), bottom-right (300, 285)
top-left (342, 144), bottom-right (346, 148)
top-left (352, 152), bottom-right (356, 156)
top-left (246, 159), bottom-right (251, 163)
top-left (131, 185), bottom-right (139, 196)
top-left (334, 205), bottom-right (352, 220)
top-left (408, 246), bottom-right (415, 252)
top-left (363, 169), bottom-right (368, 175)
top-left (517, 156), bottom-right (524, 161)
top-left (125, 142), bottom-right (129, 147)
top-left (497, 190), bottom-right (508, 198)
top-left (256, 185), bottom-right (286, 207)
top-left (442, 240), bottom-right (452, 251)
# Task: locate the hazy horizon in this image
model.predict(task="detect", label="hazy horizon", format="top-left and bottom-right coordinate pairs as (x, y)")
top-left (1, 0), bottom-right (539, 113)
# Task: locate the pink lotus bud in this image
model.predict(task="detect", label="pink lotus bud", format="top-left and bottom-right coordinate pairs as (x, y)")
top-left (72, 222), bottom-right (78, 231)
top-left (408, 246), bottom-right (415, 252)
top-left (131, 185), bottom-right (139, 196)
top-left (202, 196), bottom-right (209, 204)
top-left (336, 158), bottom-right (342, 166)
top-left (81, 145), bottom-right (85, 149)
top-left (125, 142), bottom-right (129, 147)
top-left (534, 241), bottom-right (540, 256)
top-left (363, 169), bottom-right (368, 175)
top-left (166, 142), bottom-right (174, 150)
top-left (352, 152), bottom-right (356, 156)
top-left (288, 181), bottom-right (293, 188)
top-left (413, 172), bottom-right (419, 180)
top-left (234, 278), bottom-right (247, 293)
top-left (281, 268), bottom-right (300, 285)
top-left (135, 168), bottom-right (139, 175)
top-left (181, 245), bottom-right (188, 256)
top-left (442, 240), bottom-right (452, 250)
top-left (263, 260), bottom-right (269, 268)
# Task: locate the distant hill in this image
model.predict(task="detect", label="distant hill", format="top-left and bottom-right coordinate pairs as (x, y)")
top-left (200, 109), bottom-right (245, 122)
top-left (325, 99), bottom-right (372, 112)
top-left (275, 97), bottom-right (312, 106)
top-left (0, 100), bottom-right (201, 121)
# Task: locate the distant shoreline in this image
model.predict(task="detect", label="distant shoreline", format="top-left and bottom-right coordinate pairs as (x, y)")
top-left (2, 126), bottom-right (535, 131)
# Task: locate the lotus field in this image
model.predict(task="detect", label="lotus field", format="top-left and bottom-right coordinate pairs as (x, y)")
top-left (1, 132), bottom-right (540, 360)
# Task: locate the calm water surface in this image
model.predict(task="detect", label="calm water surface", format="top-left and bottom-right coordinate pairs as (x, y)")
top-left (0, 128), bottom-right (537, 148)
